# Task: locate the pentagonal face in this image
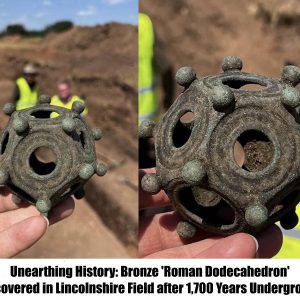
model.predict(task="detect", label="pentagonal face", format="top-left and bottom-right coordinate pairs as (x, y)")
top-left (0, 104), bottom-right (97, 208)
top-left (207, 106), bottom-right (298, 197)
top-left (154, 70), bottom-right (300, 235)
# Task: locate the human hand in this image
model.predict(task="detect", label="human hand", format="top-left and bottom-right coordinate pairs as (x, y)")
top-left (139, 168), bottom-right (283, 258)
top-left (0, 187), bottom-right (74, 258)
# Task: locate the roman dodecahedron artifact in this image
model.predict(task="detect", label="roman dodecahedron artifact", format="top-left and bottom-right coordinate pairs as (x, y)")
top-left (0, 95), bottom-right (107, 216)
top-left (140, 56), bottom-right (300, 238)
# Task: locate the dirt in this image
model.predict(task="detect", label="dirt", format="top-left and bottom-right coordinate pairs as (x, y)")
top-left (0, 23), bottom-right (137, 257)
top-left (243, 141), bottom-right (274, 172)
top-left (0, 23), bottom-right (137, 159)
top-left (140, 0), bottom-right (300, 103)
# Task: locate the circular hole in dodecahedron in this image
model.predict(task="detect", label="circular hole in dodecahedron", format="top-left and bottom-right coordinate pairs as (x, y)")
top-left (222, 78), bottom-right (267, 91)
top-left (234, 130), bottom-right (274, 172)
top-left (0, 131), bottom-right (9, 155)
top-left (172, 111), bottom-right (194, 148)
top-left (29, 146), bottom-right (57, 175)
top-left (31, 110), bottom-right (60, 119)
top-left (177, 187), bottom-right (236, 228)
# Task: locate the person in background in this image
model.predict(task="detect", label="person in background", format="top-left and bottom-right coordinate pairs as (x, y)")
top-left (139, 13), bottom-right (174, 168)
top-left (139, 13), bottom-right (158, 125)
top-left (12, 63), bottom-right (39, 110)
top-left (51, 80), bottom-right (88, 117)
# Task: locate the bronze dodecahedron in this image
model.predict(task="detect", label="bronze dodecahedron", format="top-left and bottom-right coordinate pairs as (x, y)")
top-left (0, 95), bottom-right (107, 216)
top-left (140, 56), bottom-right (300, 238)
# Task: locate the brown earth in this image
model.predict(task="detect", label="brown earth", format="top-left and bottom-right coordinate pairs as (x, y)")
top-left (0, 23), bottom-right (137, 257)
top-left (140, 0), bottom-right (300, 104)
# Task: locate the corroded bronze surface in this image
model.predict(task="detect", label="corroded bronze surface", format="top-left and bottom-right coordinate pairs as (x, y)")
top-left (0, 95), bottom-right (107, 216)
top-left (140, 56), bottom-right (300, 238)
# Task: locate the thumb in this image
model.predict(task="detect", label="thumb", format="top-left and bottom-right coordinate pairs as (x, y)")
top-left (0, 216), bottom-right (48, 258)
top-left (196, 233), bottom-right (258, 258)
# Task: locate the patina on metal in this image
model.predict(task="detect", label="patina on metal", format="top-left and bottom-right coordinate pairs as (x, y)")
top-left (0, 95), bottom-right (107, 216)
top-left (140, 56), bottom-right (300, 238)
